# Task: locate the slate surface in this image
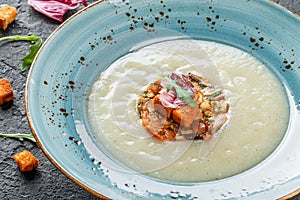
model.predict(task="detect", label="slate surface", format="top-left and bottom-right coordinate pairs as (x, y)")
top-left (0, 0), bottom-right (299, 199)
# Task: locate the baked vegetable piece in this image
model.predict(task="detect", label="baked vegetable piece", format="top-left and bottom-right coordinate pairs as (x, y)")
top-left (0, 78), bottom-right (14, 105)
top-left (137, 72), bottom-right (230, 141)
top-left (14, 150), bottom-right (39, 172)
top-left (0, 5), bottom-right (17, 30)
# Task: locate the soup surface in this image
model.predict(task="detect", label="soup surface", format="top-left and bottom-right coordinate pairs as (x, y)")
top-left (87, 40), bottom-right (289, 182)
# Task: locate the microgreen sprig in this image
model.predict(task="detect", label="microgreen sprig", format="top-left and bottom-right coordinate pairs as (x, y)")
top-left (0, 35), bottom-right (42, 71)
top-left (0, 133), bottom-right (36, 143)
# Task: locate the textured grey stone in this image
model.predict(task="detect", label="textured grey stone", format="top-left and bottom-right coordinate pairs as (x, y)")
top-left (0, 0), bottom-right (299, 199)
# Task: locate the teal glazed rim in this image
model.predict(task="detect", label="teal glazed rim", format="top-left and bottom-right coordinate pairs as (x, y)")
top-left (25, 0), bottom-right (300, 199)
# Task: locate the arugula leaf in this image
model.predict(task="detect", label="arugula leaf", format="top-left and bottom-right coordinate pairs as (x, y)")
top-left (0, 133), bottom-right (36, 143)
top-left (162, 75), bottom-right (196, 108)
top-left (0, 35), bottom-right (42, 71)
top-left (182, 95), bottom-right (197, 108)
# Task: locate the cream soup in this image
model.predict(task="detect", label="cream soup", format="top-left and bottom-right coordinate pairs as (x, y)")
top-left (87, 40), bottom-right (289, 182)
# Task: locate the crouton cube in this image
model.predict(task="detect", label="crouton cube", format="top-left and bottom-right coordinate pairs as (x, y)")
top-left (14, 150), bottom-right (39, 172)
top-left (172, 105), bottom-right (199, 128)
top-left (0, 78), bottom-right (14, 105)
top-left (0, 6), bottom-right (18, 30)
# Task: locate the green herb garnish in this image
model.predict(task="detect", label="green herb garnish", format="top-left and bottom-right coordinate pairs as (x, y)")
top-left (0, 133), bottom-right (36, 143)
top-left (208, 91), bottom-right (221, 101)
top-left (162, 75), bottom-right (196, 108)
top-left (0, 4), bottom-right (8, 8)
top-left (0, 35), bottom-right (42, 71)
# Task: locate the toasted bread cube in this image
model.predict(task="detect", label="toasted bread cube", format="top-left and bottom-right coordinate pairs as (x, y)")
top-left (0, 6), bottom-right (17, 30)
top-left (153, 95), bottom-right (173, 119)
top-left (0, 78), bottom-right (14, 105)
top-left (172, 105), bottom-right (199, 128)
top-left (14, 150), bottom-right (39, 172)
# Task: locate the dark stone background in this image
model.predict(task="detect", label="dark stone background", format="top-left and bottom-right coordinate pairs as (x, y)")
top-left (0, 0), bottom-right (299, 199)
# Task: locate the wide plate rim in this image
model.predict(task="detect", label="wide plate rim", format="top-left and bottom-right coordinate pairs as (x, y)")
top-left (25, 0), bottom-right (300, 199)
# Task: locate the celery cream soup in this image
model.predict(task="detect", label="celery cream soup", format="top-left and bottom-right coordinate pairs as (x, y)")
top-left (87, 40), bottom-right (289, 182)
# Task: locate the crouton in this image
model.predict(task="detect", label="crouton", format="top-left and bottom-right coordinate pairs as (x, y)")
top-left (14, 150), bottom-right (39, 172)
top-left (0, 78), bottom-right (14, 105)
top-left (172, 105), bottom-right (199, 128)
top-left (0, 5), bottom-right (17, 30)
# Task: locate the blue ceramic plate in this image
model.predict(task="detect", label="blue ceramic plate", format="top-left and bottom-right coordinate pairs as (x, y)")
top-left (26, 0), bottom-right (300, 199)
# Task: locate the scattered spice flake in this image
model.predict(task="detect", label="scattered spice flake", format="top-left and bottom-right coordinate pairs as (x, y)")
top-left (28, 0), bottom-right (88, 22)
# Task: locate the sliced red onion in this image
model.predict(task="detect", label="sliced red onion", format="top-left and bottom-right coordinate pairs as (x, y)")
top-left (176, 81), bottom-right (186, 87)
top-left (170, 72), bottom-right (181, 80)
top-left (28, 0), bottom-right (88, 22)
top-left (176, 79), bottom-right (195, 93)
top-left (173, 98), bottom-right (185, 107)
top-left (159, 96), bottom-right (177, 108)
top-left (159, 88), bottom-right (176, 108)
top-left (159, 72), bottom-right (198, 108)
top-left (182, 74), bottom-right (189, 81)
top-left (161, 89), bottom-right (175, 102)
